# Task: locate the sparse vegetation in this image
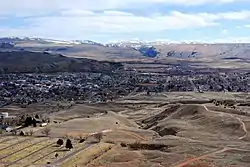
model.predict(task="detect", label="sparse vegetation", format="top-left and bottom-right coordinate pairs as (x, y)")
top-left (57, 139), bottom-right (64, 146)
top-left (128, 141), bottom-right (170, 151)
top-left (19, 131), bottom-right (24, 136)
top-left (29, 129), bottom-right (34, 136)
top-left (24, 117), bottom-right (33, 127)
top-left (64, 133), bottom-right (69, 139)
top-left (41, 127), bottom-right (51, 136)
top-left (120, 142), bottom-right (127, 147)
top-left (93, 132), bottom-right (103, 143)
top-left (66, 139), bottom-right (73, 150)
top-left (79, 138), bottom-right (85, 143)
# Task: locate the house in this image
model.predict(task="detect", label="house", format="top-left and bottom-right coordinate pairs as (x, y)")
top-left (5, 127), bottom-right (13, 132)
top-left (34, 118), bottom-right (43, 124)
top-left (40, 123), bottom-right (48, 127)
top-left (0, 124), bottom-right (9, 130)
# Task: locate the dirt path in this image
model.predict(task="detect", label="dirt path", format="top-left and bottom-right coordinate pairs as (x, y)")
top-left (48, 129), bottom-right (114, 167)
top-left (173, 147), bottom-right (250, 167)
top-left (117, 129), bottom-right (147, 141)
top-left (85, 145), bottom-right (115, 167)
top-left (173, 148), bottom-right (229, 167)
top-left (23, 149), bottom-right (58, 167)
top-left (203, 105), bottom-right (248, 140)
top-left (236, 117), bottom-right (248, 140)
top-left (49, 143), bottom-right (92, 167)
top-left (177, 105), bottom-right (250, 167)
top-left (88, 129), bottom-right (147, 141)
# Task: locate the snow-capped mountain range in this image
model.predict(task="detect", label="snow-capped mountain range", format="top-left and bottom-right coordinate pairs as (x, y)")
top-left (0, 37), bottom-right (205, 48)
top-left (0, 37), bottom-right (103, 45)
top-left (1, 37), bottom-right (250, 60)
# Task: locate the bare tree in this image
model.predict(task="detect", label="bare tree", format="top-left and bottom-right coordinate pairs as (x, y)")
top-left (12, 129), bottom-right (17, 135)
top-left (29, 129), bottom-right (34, 136)
top-left (41, 127), bottom-right (51, 136)
top-left (93, 132), bottom-right (103, 143)
top-left (64, 133), bottom-right (69, 139)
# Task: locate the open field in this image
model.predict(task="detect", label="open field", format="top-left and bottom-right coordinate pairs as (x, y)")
top-left (0, 136), bottom-right (90, 167)
top-left (1, 92), bottom-right (250, 166)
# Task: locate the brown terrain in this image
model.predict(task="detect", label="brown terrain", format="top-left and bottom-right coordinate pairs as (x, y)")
top-left (1, 92), bottom-right (250, 167)
top-left (0, 38), bottom-right (249, 167)
top-left (1, 38), bottom-right (250, 69)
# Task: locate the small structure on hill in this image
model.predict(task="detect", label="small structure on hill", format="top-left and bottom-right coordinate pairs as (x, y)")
top-left (0, 112), bottom-right (9, 119)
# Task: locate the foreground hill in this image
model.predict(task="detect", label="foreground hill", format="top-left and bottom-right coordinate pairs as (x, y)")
top-left (1, 92), bottom-right (249, 167)
top-left (0, 51), bottom-right (122, 73)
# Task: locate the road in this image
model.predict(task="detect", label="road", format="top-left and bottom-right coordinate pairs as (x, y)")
top-left (48, 129), bottom-right (146, 166)
top-left (49, 143), bottom-right (93, 167)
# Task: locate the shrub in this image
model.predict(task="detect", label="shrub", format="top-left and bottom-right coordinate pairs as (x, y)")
top-left (93, 132), bottom-right (103, 143)
top-left (41, 127), bottom-right (51, 136)
top-left (29, 129), bottom-right (34, 136)
top-left (57, 139), bottom-right (64, 146)
top-left (79, 138), bottom-right (85, 143)
top-left (20, 131), bottom-right (25, 136)
top-left (128, 142), bottom-right (169, 151)
top-left (120, 142), bottom-right (127, 147)
top-left (65, 139), bottom-right (73, 150)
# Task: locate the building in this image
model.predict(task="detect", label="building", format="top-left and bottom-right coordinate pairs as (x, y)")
top-left (0, 112), bottom-right (8, 119)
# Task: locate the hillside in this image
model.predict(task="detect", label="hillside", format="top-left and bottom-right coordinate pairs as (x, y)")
top-left (1, 37), bottom-right (250, 61)
top-left (1, 92), bottom-right (249, 167)
top-left (0, 51), bottom-right (122, 73)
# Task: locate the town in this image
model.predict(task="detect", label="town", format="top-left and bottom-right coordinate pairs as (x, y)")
top-left (0, 70), bottom-right (249, 106)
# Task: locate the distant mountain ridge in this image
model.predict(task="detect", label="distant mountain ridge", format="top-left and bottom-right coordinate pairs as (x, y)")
top-left (0, 37), bottom-right (250, 60)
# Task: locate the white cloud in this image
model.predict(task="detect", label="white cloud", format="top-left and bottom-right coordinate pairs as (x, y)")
top-left (207, 37), bottom-right (250, 43)
top-left (198, 10), bottom-right (250, 21)
top-left (0, 10), bottom-right (217, 40)
top-left (1, 10), bottom-right (250, 41)
top-left (0, 0), bottom-right (247, 16)
top-left (0, 0), bottom-right (250, 42)
top-left (221, 29), bottom-right (228, 34)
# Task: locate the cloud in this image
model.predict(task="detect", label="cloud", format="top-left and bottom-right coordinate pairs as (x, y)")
top-left (0, 10), bottom-right (217, 40)
top-left (207, 36), bottom-right (250, 43)
top-left (221, 29), bottom-right (228, 35)
top-left (0, 0), bottom-right (250, 42)
top-left (0, 0), bottom-right (247, 16)
top-left (1, 9), bottom-right (250, 41)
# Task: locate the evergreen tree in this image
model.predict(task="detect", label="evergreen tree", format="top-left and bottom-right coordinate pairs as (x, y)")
top-left (65, 139), bottom-right (73, 150)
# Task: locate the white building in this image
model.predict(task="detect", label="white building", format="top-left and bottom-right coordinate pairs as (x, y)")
top-left (0, 112), bottom-right (8, 118)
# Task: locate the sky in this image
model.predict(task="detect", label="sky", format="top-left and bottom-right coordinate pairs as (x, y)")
top-left (0, 0), bottom-right (250, 43)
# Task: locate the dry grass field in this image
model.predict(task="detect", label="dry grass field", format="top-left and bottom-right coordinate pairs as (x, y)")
top-left (0, 92), bottom-right (250, 167)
